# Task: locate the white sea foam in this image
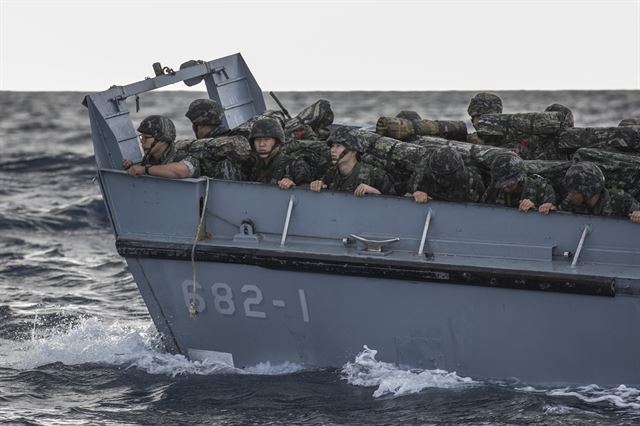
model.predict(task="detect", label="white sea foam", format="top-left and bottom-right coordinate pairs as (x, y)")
top-left (1, 317), bottom-right (303, 377)
top-left (341, 345), bottom-right (475, 398)
top-left (547, 384), bottom-right (640, 409)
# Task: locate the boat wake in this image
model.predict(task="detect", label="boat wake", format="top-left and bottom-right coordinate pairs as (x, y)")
top-left (342, 346), bottom-right (640, 410)
top-left (341, 345), bottom-right (475, 397)
top-left (0, 317), bottom-right (303, 377)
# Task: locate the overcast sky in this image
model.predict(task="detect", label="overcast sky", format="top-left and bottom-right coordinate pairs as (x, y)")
top-left (1, 0), bottom-right (639, 91)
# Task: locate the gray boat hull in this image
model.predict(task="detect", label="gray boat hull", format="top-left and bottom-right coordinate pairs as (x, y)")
top-left (125, 254), bottom-right (640, 386)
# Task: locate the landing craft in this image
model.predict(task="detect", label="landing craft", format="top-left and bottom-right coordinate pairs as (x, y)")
top-left (84, 53), bottom-right (640, 386)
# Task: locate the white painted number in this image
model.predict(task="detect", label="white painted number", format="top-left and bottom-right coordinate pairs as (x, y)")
top-left (212, 282), bottom-right (236, 315)
top-left (241, 284), bottom-right (267, 318)
top-left (182, 280), bottom-right (206, 313)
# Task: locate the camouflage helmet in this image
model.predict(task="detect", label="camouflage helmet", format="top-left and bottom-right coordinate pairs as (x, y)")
top-left (396, 110), bottom-right (422, 121)
top-left (137, 115), bottom-right (176, 143)
top-left (467, 92), bottom-right (503, 117)
top-left (491, 153), bottom-right (526, 189)
top-left (545, 103), bottom-right (574, 128)
top-left (564, 161), bottom-right (605, 199)
top-left (185, 99), bottom-right (224, 126)
top-left (249, 117), bottom-right (286, 147)
top-left (326, 126), bottom-right (364, 153)
top-left (619, 118), bottom-right (640, 126)
top-left (429, 147), bottom-right (465, 178)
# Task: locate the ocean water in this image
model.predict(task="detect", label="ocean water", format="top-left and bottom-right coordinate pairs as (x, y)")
top-left (1, 90), bottom-right (640, 424)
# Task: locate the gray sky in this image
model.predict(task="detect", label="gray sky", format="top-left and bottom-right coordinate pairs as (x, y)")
top-left (1, 0), bottom-right (639, 91)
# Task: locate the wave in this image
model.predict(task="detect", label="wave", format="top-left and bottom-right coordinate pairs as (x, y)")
top-left (0, 195), bottom-right (109, 231)
top-left (1, 317), bottom-right (303, 377)
top-left (341, 345), bottom-right (475, 397)
top-left (342, 345), bottom-right (640, 411)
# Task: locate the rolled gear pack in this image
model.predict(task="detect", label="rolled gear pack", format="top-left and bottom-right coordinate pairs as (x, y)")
top-left (558, 126), bottom-right (640, 154)
top-left (476, 111), bottom-right (570, 143)
top-left (396, 110), bottom-right (422, 121)
top-left (284, 100), bottom-right (334, 140)
top-left (375, 117), bottom-right (468, 142)
top-left (282, 139), bottom-right (332, 181)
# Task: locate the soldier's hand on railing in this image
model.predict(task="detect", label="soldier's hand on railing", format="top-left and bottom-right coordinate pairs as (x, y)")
top-left (310, 180), bottom-right (327, 192)
top-left (278, 178), bottom-right (296, 190)
top-left (629, 211), bottom-right (640, 223)
top-left (412, 191), bottom-right (431, 204)
top-left (354, 183), bottom-right (381, 197)
top-left (122, 159), bottom-right (133, 170)
top-left (518, 199), bottom-right (535, 212)
top-left (128, 164), bottom-right (145, 177)
top-left (538, 203), bottom-right (556, 215)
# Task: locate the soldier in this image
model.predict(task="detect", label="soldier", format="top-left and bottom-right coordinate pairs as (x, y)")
top-left (184, 99), bottom-right (247, 180)
top-left (247, 118), bottom-right (311, 189)
top-left (482, 153), bottom-right (556, 214)
top-left (186, 98), bottom-right (228, 139)
top-left (467, 92), bottom-right (503, 131)
top-left (559, 162), bottom-right (640, 223)
top-left (408, 146), bottom-right (485, 204)
top-left (310, 126), bottom-right (395, 197)
top-left (123, 115), bottom-right (200, 179)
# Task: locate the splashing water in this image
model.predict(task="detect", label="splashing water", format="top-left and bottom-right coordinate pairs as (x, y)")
top-left (1, 317), bottom-right (303, 377)
top-left (341, 345), bottom-right (475, 397)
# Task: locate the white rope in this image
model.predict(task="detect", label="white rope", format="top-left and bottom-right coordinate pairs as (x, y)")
top-left (189, 177), bottom-right (210, 319)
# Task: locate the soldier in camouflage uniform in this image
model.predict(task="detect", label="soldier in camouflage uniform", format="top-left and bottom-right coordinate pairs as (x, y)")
top-left (310, 126), bottom-right (395, 196)
top-left (466, 92), bottom-right (503, 145)
top-left (558, 162), bottom-right (640, 223)
top-left (247, 118), bottom-right (311, 189)
top-left (123, 115), bottom-right (200, 179)
top-left (184, 99), bottom-right (246, 180)
top-left (408, 147), bottom-right (485, 203)
top-left (482, 153), bottom-right (556, 214)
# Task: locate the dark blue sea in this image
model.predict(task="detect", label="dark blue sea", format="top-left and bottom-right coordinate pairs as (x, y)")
top-left (1, 90), bottom-right (640, 425)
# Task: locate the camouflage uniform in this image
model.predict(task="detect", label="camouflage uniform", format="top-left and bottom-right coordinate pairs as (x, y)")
top-left (467, 92), bottom-right (503, 146)
top-left (324, 126), bottom-right (395, 195)
top-left (284, 99), bottom-right (334, 140)
top-left (572, 148), bottom-right (640, 199)
top-left (137, 115), bottom-right (200, 178)
top-left (247, 118), bottom-right (311, 185)
top-left (527, 104), bottom-right (574, 161)
top-left (558, 162), bottom-right (640, 217)
top-left (408, 147), bottom-right (485, 202)
top-left (482, 153), bottom-right (556, 207)
top-left (184, 99), bottom-right (247, 180)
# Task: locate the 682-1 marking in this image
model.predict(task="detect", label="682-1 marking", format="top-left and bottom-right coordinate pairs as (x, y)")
top-left (181, 281), bottom-right (310, 323)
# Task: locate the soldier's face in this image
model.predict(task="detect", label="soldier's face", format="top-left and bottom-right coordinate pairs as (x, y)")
top-left (194, 124), bottom-right (214, 139)
top-left (566, 191), bottom-right (585, 206)
top-left (254, 137), bottom-right (277, 158)
top-left (471, 115), bottom-right (480, 130)
top-left (503, 182), bottom-right (519, 193)
top-left (138, 134), bottom-right (154, 152)
top-left (330, 143), bottom-right (347, 163)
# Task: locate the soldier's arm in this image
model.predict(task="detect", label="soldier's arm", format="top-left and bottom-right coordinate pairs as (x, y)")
top-left (145, 160), bottom-right (197, 179)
